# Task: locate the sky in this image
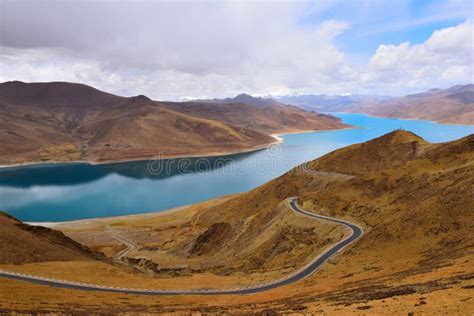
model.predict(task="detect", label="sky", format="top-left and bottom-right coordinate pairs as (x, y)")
top-left (0, 0), bottom-right (473, 100)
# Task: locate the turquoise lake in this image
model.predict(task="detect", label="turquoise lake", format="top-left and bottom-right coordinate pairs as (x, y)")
top-left (1, 113), bottom-right (473, 222)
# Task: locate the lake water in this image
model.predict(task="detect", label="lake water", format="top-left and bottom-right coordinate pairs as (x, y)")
top-left (1, 113), bottom-right (473, 222)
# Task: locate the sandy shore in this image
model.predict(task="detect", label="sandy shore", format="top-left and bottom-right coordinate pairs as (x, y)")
top-left (27, 204), bottom-right (190, 228)
top-left (27, 195), bottom-right (236, 228)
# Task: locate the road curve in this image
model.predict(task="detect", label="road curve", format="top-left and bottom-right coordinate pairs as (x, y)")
top-left (105, 225), bottom-right (138, 260)
top-left (0, 198), bottom-right (363, 295)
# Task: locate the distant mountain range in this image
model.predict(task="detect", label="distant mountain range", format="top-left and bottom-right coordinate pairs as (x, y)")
top-left (276, 94), bottom-right (392, 112)
top-left (348, 84), bottom-right (474, 124)
top-left (0, 81), bottom-right (347, 165)
top-left (198, 93), bottom-right (285, 108)
top-left (276, 84), bottom-right (474, 124)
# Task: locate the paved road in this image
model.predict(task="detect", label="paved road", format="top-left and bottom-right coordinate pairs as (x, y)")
top-left (0, 198), bottom-right (363, 295)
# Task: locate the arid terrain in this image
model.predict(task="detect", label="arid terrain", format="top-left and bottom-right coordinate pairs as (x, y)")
top-left (277, 93), bottom-right (391, 113)
top-left (0, 81), bottom-right (348, 166)
top-left (279, 84), bottom-right (474, 125)
top-left (2, 2), bottom-right (472, 314)
top-left (0, 130), bottom-right (472, 314)
top-left (349, 84), bottom-right (474, 125)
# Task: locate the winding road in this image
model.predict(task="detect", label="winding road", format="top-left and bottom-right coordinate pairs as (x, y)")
top-left (105, 225), bottom-right (138, 260)
top-left (0, 198), bottom-right (363, 295)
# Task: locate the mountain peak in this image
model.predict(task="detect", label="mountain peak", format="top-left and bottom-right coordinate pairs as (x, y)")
top-left (310, 130), bottom-right (428, 176)
top-left (129, 94), bottom-right (152, 103)
top-left (231, 93), bottom-right (283, 108)
top-left (376, 129), bottom-right (427, 144)
top-left (0, 81), bottom-right (124, 108)
top-left (235, 93), bottom-right (252, 98)
top-left (3, 80), bottom-right (25, 85)
top-left (233, 93), bottom-right (259, 102)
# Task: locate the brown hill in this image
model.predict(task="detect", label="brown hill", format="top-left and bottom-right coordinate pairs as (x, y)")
top-left (167, 130), bottom-right (472, 312)
top-left (0, 212), bottom-right (105, 264)
top-left (0, 81), bottom-right (122, 108)
top-left (277, 93), bottom-right (391, 112)
top-left (162, 99), bottom-right (345, 134)
top-left (0, 131), bottom-right (472, 314)
top-left (198, 93), bottom-right (284, 108)
top-left (350, 84), bottom-right (474, 124)
top-left (58, 130), bottom-right (473, 279)
top-left (0, 81), bottom-right (348, 165)
top-left (41, 130), bottom-right (473, 314)
top-left (308, 130), bottom-right (429, 175)
top-left (160, 131), bottom-right (471, 274)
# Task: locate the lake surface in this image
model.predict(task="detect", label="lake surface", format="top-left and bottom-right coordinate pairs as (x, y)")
top-left (1, 113), bottom-right (473, 222)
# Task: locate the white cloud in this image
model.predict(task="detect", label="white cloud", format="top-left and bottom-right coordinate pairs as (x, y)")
top-left (314, 20), bottom-right (350, 41)
top-left (0, 1), bottom-right (472, 99)
top-left (361, 19), bottom-right (473, 94)
top-left (0, 1), bottom-right (355, 99)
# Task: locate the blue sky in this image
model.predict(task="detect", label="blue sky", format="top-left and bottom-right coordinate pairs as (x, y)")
top-left (338, 20), bottom-right (464, 61)
top-left (301, 0), bottom-right (472, 62)
top-left (0, 0), bottom-right (473, 99)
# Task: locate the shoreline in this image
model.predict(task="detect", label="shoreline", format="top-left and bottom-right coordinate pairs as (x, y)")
top-left (1, 114), bottom-right (471, 170)
top-left (0, 126), bottom-right (351, 170)
top-left (26, 204), bottom-right (191, 228)
top-left (20, 127), bottom-right (355, 227)
top-left (341, 111), bottom-right (474, 127)
top-left (0, 135), bottom-right (283, 170)
top-left (27, 195), bottom-right (236, 228)
top-left (7, 115), bottom-right (471, 225)
top-left (273, 125), bottom-right (356, 136)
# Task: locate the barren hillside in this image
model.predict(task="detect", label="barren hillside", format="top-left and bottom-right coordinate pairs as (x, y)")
top-left (0, 131), bottom-right (472, 314)
top-left (0, 81), bottom-right (348, 166)
top-left (163, 98), bottom-right (345, 134)
top-left (350, 84), bottom-right (474, 124)
top-left (0, 212), bottom-right (106, 264)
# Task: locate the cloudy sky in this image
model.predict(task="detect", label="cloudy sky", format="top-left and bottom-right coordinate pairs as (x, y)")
top-left (0, 0), bottom-right (473, 100)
